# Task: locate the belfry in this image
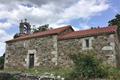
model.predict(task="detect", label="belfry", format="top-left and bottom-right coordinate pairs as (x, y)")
top-left (19, 19), bottom-right (31, 34)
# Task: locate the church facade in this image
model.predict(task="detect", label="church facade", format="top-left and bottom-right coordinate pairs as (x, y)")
top-left (4, 21), bottom-right (120, 69)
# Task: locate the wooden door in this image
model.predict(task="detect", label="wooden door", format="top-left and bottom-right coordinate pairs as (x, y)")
top-left (29, 54), bottom-right (34, 68)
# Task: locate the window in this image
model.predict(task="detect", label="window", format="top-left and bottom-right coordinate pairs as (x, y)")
top-left (85, 39), bottom-right (89, 48)
top-left (82, 37), bottom-right (93, 50)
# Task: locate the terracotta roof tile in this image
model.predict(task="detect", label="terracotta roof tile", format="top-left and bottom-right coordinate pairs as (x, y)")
top-left (6, 25), bottom-right (117, 43)
top-left (59, 26), bottom-right (117, 40)
top-left (6, 25), bottom-right (73, 43)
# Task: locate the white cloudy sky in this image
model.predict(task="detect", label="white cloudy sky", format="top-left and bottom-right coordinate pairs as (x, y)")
top-left (0, 0), bottom-right (119, 56)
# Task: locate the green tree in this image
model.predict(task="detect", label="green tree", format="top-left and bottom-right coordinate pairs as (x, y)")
top-left (108, 14), bottom-right (120, 26)
top-left (32, 24), bottom-right (50, 33)
top-left (0, 54), bottom-right (5, 69)
top-left (67, 51), bottom-right (108, 80)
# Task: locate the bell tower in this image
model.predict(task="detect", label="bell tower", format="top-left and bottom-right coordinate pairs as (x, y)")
top-left (19, 20), bottom-right (24, 34)
top-left (19, 19), bottom-right (31, 34)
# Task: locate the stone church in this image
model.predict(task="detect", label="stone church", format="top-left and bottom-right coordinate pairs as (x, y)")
top-left (4, 20), bottom-right (120, 69)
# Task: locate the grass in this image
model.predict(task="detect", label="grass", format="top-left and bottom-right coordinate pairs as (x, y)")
top-left (25, 68), bottom-right (72, 77)
top-left (1, 67), bottom-right (73, 78)
top-left (2, 67), bottom-right (120, 79)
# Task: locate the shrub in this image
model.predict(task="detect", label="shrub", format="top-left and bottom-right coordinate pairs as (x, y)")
top-left (108, 68), bottom-right (120, 80)
top-left (0, 54), bottom-right (5, 69)
top-left (66, 51), bottom-right (108, 80)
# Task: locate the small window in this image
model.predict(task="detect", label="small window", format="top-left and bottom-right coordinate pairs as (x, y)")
top-left (82, 37), bottom-right (93, 50)
top-left (85, 39), bottom-right (89, 48)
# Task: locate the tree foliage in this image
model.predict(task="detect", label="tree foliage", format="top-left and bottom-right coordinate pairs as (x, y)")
top-left (0, 54), bottom-right (5, 69)
top-left (32, 24), bottom-right (50, 33)
top-left (108, 14), bottom-right (120, 27)
top-left (67, 51), bottom-right (108, 80)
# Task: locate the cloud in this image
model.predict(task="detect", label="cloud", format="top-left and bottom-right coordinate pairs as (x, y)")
top-left (0, 42), bottom-right (6, 56)
top-left (0, 22), bottom-right (12, 30)
top-left (58, 0), bottom-right (109, 23)
top-left (0, 30), bottom-right (13, 42)
top-left (0, 30), bottom-right (13, 56)
top-left (0, 0), bottom-right (110, 29)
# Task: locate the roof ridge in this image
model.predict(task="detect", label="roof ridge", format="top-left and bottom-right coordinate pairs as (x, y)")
top-left (29, 25), bottom-right (71, 35)
top-left (59, 26), bottom-right (117, 40)
top-left (6, 25), bottom-right (73, 43)
top-left (78, 26), bottom-right (117, 32)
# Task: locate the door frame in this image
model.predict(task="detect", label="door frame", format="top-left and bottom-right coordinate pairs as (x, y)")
top-left (29, 54), bottom-right (34, 68)
top-left (26, 50), bottom-right (36, 68)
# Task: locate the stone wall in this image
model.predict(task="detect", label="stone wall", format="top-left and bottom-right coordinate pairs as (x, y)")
top-left (4, 35), bottom-right (58, 69)
top-left (0, 72), bottom-right (38, 80)
top-left (58, 34), bottom-right (116, 68)
top-left (4, 32), bottom-right (117, 70)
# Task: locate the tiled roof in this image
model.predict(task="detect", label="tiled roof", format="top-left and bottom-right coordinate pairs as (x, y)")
top-left (6, 25), bottom-right (117, 43)
top-left (6, 25), bottom-right (73, 43)
top-left (59, 26), bottom-right (117, 40)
